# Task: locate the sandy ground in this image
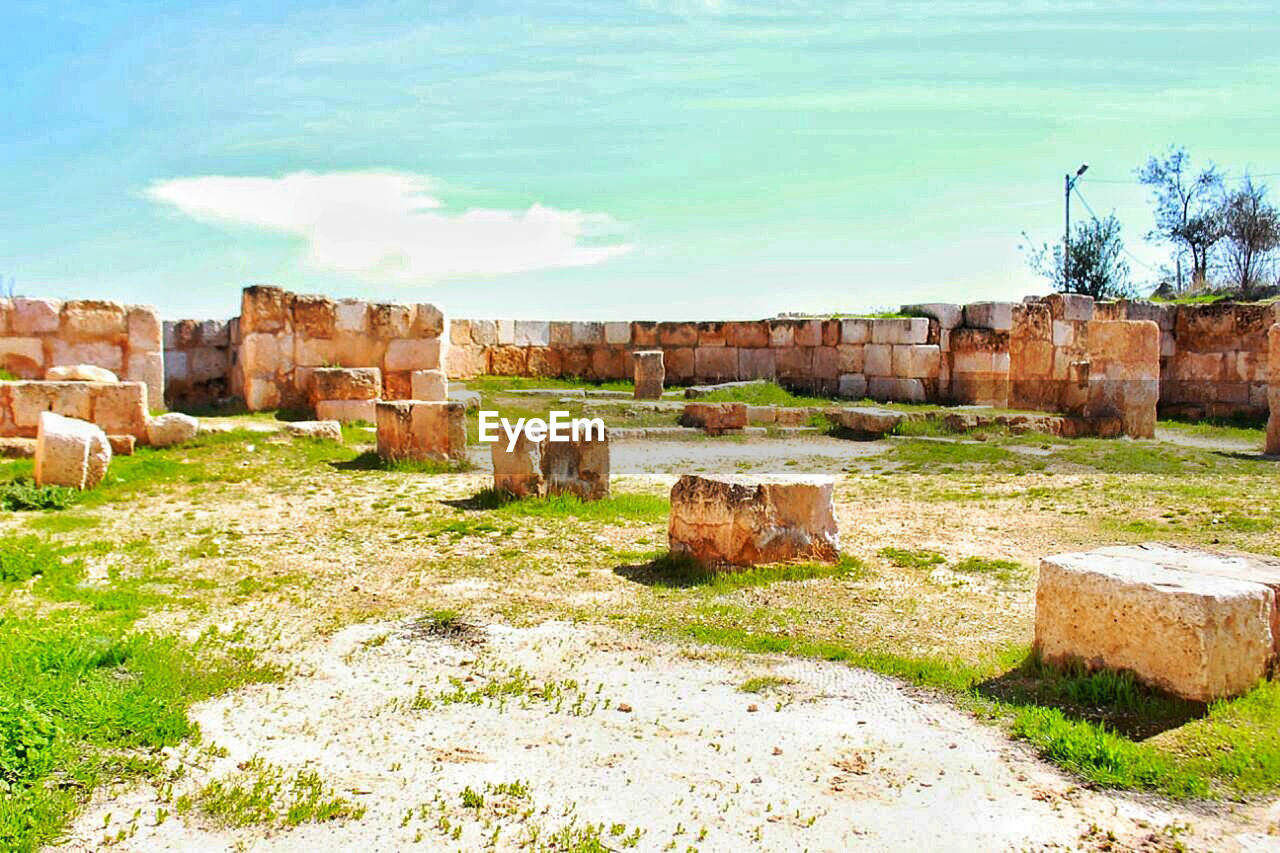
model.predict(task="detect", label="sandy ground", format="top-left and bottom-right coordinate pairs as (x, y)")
top-left (61, 621), bottom-right (1278, 852)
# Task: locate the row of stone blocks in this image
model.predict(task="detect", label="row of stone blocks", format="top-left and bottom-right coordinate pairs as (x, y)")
top-left (310, 367), bottom-right (447, 423)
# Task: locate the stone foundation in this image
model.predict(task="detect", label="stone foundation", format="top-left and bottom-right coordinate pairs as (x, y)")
top-left (668, 474), bottom-right (839, 567)
top-left (0, 380), bottom-right (149, 442)
top-left (375, 400), bottom-right (466, 463)
top-left (679, 402), bottom-right (747, 435)
top-left (1035, 544), bottom-right (1280, 702)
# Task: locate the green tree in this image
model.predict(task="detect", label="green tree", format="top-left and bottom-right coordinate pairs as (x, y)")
top-left (1135, 146), bottom-right (1223, 291)
top-left (1020, 214), bottom-right (1133, 300)
top-left (1218, 177), bottom-right (1280, 297)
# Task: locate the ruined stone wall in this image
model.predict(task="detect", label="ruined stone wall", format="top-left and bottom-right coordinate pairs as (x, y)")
top-left (446, 317), bottom-right (945, 403)
top-left (163, 318), bottom-right (236, 410)
top-left (0, 298), bottom-right (163, 411)
top-left (1085, 320), bottom-right (1161, 438)
top-left (1008, 294), bottom-right (1094, 415)
top-left (1095, 300), bottom-right (1279, 419)
top-left (236, 286), bottom-right (445, 411)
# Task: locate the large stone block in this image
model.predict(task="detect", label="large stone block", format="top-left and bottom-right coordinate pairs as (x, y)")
top-left (49, 340), bottom-right (123, 373)
top-left (0, 337), bottom-right (45, 378)
top-left (679, 402), bottom-right (747, 435)
top-left (694, 346), bottom-right (738, 383)
top-left (35, 412), bottom-right (111, 489)
top-left (570, 321), bottom-right (604, 346)
top-left (316, 399), bottom-right (377, 424)
top-left (127, 306), bottom-right (163, 351)
top-left (47, 364), bottom-right (117, 383)
top-left (774, 346), bottom-right (812, 379)
top-left (490, 345), bottom-right (528, 375)
top-left (697, 322), bottom-right (726, 347)
top-left (335, 300), bottom-right (369, 334)
top-left (240, 286), bottom-right (292, 334)
top-left (491, 432), bottom-right (543, 497)
top-left (540, 427), bottom-right (609, 500)
top-left (12, 298), bottom-right (61, 335)
top-left (737, 347), bottom-right (776, 380)
top-left (862, 343), bottom-right (892, 377)
top-left (369, 303), bottom-right (414, 338)
top-left (446, 344), bottom-right (489, 378)
top-left (375, 400), bottom-right (467, 463)
top-left (410, 369), bottom-right (448, 401)
top-left (902, 303), bottom-right (962, 329)
top-left (589, 346), bottom-right (630, 381)
top-left (870, 317), bottom-right (929, 345)
top-left (147, 412), bottom-right (199, 448)
top-left (292, 295), bottom-right (337, 339)
top-left (61, 300), bottom-right (126, 339)
top-left (668, 474), bottom-right (838, 568)
top-left (963, 301), bottom-right (1014, 331)
top-left (244, 375), bottom-right (282, 411)
top-left (604, 321), bottom-right (631, 345)
top-left (725, 321), bottom-right (769, 349)
top-left (657, 322), bottom-right (697, 347)
top-left (514, 320), bottom-right (550, 347)
top-left (10, 381), bottom-right (92, 431)
top-left (310, 367), bottom-right (381, 405)
top-left (1036, 544), bottom-right (1280, 702)
top-left (662, 347), bottom-right (695, 383)
top-left (892, 344), bottom-right (940, 378)
top-left (526, 347), bottom-right (562, 378)
top-left (91, 382), bottom-right (149, 440)
top-left (633, 350), bottom-right (665, 400)
top-left (836, 406), bottom-right (902, 437)
top-left (241, 332), bottom-right (293, 376)
top-left (837, 373), bottom-right (867, 399)
top-left (413, 303), bottom-right (444, 338)
top-left (630, 321), bottom-right (659, 347)
top-left (385, 338), bottom-right (441, 372)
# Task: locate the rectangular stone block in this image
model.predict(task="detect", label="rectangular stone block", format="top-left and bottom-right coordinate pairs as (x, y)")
top-left (1046, 293), bottom-right (1094, 322)
top-left (570, 321), bottom-right (604, 345)
top-left (737, 347), bottom-right (775, 381)
top-left (774, 346), bottom-right (812, 379)
top-left (694, 346), bottom-right (738, 383)
top-left (90, 382), bottom-right (148, 439)
top-left (541, 427), bottom-right (610, 500)
top-left (892, 344), bottom-right (940, 379)
top-left (369, 303), bottom-right (414, 339)
top-left (836, 344), bottom-right (863, 374)
top-left (336, 300), bottom-right (369, 334)
top-left (604, 322), bottom-right (631, 345)
top-left (668, 474), bottom-right (838, 567)
top-left (870, 317), bottom-right (929, 345)
top-left (589, 346), bottom-right (630, 381)
top-left (630, 321), bottom-right (658, 347)
top-left (725, 321), bottom-right (769, 349)
top-left (61, 300), bottom-right (126, 339)
top-left (10, 381), bottom-right (93, 432)
top-left (863, 343), bottom-right (891, 377)
top-left (240, 286), bottom-right (292, 334)
top-left (840, 318), bottom-right (871, 344)
top-left (292, 295), bottom-right (337, 339)
top-left (697, 322), bottom-right (726, 347)
top-left (242, 332), bottom-right (293, 376)
top-left (200, 319), bottom-right (231, 347)
top-left (657, 322), bottom-right (697, 347)
top-left (902, 303), bottom-right (962, 329)
top-left (127, 306), bottom-right (162, 351)
top-left (514, 320), bottom-right (551, 347)
top-left (385, 338), bottom-right (441, 372)
top-left (868, 377), bottom-right (926, 403)
top-left (663, 347), bottom-right (694, 383)
top-left (1036, 544), bottom-right (1280, 702)
top-left (812, 346), bottom-right (839, 381)
top-left (49, 339), bottom-right (123, 373)
top-left (963, 301), bottom-right (1014, 331)
top-left (526, 347), bottom-right (562, 378)
top-left (316, 398), bottom-right (377, 424)
top-left (411, 369), bottom-right (448, 401)
top-left (491, 432), bottom-right (543, 497)
top-left (446, 344), bottom-right (489, 379)
top-left (413, 303), bottom-right (444, 338)
top-left (310, 367), bottom-right (381, 404)
top-left (126, 351), bottom-right (164, 412)
top-left (680, 402), bottom-right (747, 435)
top-left (490, 345), bottom-right (528, 375)
top-left (375, 400), bottom-right (467, 463)
top-left (633, 350), bottom-right (664, 400)
top-left (497, 319), bottom-right (515, 345)
top-left (12, 298), bottom-right (62, 335)
top-left (0, 337), bottom-right (45, 378)
top-left (837, 373), bottom-right (867, 399)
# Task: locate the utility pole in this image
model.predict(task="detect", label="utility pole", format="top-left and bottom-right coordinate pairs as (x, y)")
top-left (1064, 164), bottom-right (1088, 290)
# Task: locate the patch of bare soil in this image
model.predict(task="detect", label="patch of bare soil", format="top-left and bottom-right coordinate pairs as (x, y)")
top-left (60, 622), bottom-right (1276, 852)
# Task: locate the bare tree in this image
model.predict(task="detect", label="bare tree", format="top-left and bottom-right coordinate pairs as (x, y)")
top-left (1020, 214), bottom-right (1132, 300)
top-left (1219, 177), bottom-right (1280, 298)
top-left (1135, 146), bottom-right (1223, 291)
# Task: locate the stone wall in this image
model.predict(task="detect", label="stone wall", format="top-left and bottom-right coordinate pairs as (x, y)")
top-left (163, 318), bottom-right (237, 410)
top-left (236, 286), bottom-right (445, 411)
top-left (1008, 294), bottom-right (1094, 416)
top-left (0, 299), bottom-right (163, 411)
top-left (1095, 300), bottom-right (1279, 419)
top-left (1085, 320), bottom-right (1161, 438)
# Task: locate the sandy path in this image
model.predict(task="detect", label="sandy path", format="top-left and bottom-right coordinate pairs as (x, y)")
top-left (60, 621), bottom-right (1276, 852)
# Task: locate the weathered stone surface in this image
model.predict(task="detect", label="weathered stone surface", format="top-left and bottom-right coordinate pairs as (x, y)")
top-left (891, 344), bottom-right (940, 378)
top-left (0, 337), bottom-right (45, 378)
top-left (310, 367), bottom-right (381, 405)
top-left (491, 432), bottom-right (543, 497)
top-left (726, 321), bottom-right (769, 349)
top-left (241, 285), bottom-right (292, 334)
top-left (679, 402), bottom-right (747, 434)
top-left (604, 321), bottom-right (631, 345)
top-left (737, 348), bottom-right (775, 380)
top-left (12, 298), bottom-right (62, 335)
top-left (668, 474), bottom-right (839, 568)
top-left (147, 412), bottom-right (199, 447)
top-left (46, 364), bottom-right (118, 383)
top-left (0, 437), bottom-right (35, 458)
top-left (410, 369), bottom-right (448, 401)
top-left (862, 344), bottom-right (892, 377)
top-left (514, 320), bottom-right (550, 347)
top-left (107, 434), bottom-right (135, 456)
top-left (35, 412), bottom-right (112, 489)
top-left (316, 399), bottom-right (377, 424)
top-left (10, 381), bottom-right (93, 430)
top-left (375, 400), bottom-right (467, 463)
top-left (369, 303), bottom-right (414, 338)
top-left (694, 346), bottom-right (737, 383)
top-left (902, 303), bottom-right (962, 329)
top-left (1036, 544), bottom-right (1280, 702)
top-left (870, 317), bottom-right (929, 345)
top-left (127, 306), bottom-right (163, 351)
top-left (540, 427), bottom-right (609, 500)
top-left (385, 338), bottom-right (440, 372)
top-left (413, 303), bottom-right (445, 338)
top-left (1268, 324), bottom-right (1279, 455)
top-left (836, 406), bottom-right (902, 437)
top-left (446, 344), bottom-right (489, 378)
top-left (964, 302), bottom-right (1014, 331)
top-left (633, 350), bottom-right (664, 400)
top-left (335, 300), bottom-right (369, 334)
top-left (90, 382), bottom-right (149, 439)
top-left (61, 300), bottom-right (126, 339)
top-left (284, 420), bottom-right (343, 441)
top-left (292, 295), bottom-right (337, 339)
top-left (837, 373), bottom-right (867, 399)
top-left (49, 339), bottom-right (123, 373)
top-left (1086, 320), bottom-right (1160, 438)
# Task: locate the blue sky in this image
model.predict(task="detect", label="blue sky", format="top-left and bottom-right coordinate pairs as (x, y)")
top-left (2, 1), bottom-right (1277, 320)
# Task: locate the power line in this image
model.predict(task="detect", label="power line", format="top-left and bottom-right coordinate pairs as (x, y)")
top-left (1081, 171), bottom-right (1280, 186)
top-left (1072, 186), bottom-right (1161, 274)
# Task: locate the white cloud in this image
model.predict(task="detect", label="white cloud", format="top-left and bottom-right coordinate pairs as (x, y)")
top-left (146, 171), bottom-right (631, 282)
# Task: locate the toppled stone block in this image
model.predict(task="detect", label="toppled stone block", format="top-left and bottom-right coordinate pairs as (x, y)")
top-left (35, 412), bottom-right (112, 489)
top-left (0, 437), bottom-right (36, 458)
top-left (540, 428), bottom-right (609, 500)
top-left (679, 402), bottom-right (747, 435)
top-left (310, 367), bottom-right (381, 406)
top-left (107, 434), bottom-right (135, 456)
top-left (836, 406), bottom-right (902, 437)
top-left (147, 412), bottom-right (199, 448)
top-left (411, 369), bottom-right (448, 401)
top-left (46, 364), bottom-right (118, 383)
top-left (668, 474), bottom-right (839, 567)
top-left (491, 433), bottom-right (543, 497)
top-left (1035, 544), bottom-right (1280, 702)
top-left (316, 399), bottom-right (378, 424)
top-left (376, 400), bottom-right (467, 463)
top-left (284, 420), bottom-right (343, 441)
top-left (633, 350), bottom-right (665, 400)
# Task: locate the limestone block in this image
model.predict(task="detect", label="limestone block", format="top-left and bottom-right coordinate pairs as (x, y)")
top-left (147, 412), bottom-right (199, 447)
top-left (870, 317), bottom-right (929, 345)
top-left (668, 474), bottom-right (838, 568)
top-left (570, 321), bottom-right (604, 346)
top-left (49, 340), bottom-right (123, 373)
top-left (746, 405), bottom-right (776, 424)
top-left (12, 298), bottom-right (61, 335)
top-left (694, 346), bottom-right (738, 383)
top-left (127, 306), bottom-right (163, 351)
top-left (837, 344), bottom-right (863, 374)
top-left (200, 319), bottom-right (231, 347)
top-left (697, 322), bottom-right (726, 347)
top-left (662, 347), bottom-right (694, 383)
top-left (0, 337), bottom-right (46, 378)
top-left (10, 381), bottom-right (93, 430)
top-left (630, 321), bottom-right (659, 347)
top-left (383, 370), bottom-right (413, 400)
top-left (490, 345), bottom-right (528, 375)
top-left (0, 437), bottom-right (35, 458)
top-left (335, 300), bottom-right (369, 334)
top-left (164, 351), bottom-right (188, 381)
top-left (836, 406), bottom-right (902, 437)
top-left (1174, 304), bottom-right (1238, 352)
top-left (413, 303), bottom-right (445, 338)
top-left (902, 303), bottom-right (962, 330)
top-left (793, 320), bottom-right (823, 347)
top-left (680, 402), bottom-right (747, 434)
top-left (737, 348), bottom-right (776, 380)
top-left (240, 286), bottom-right (292, 334)
top-left (491, 432), bottom-right (543, 497)
top-left (892, 344), bottom-right (940, 378)
top-left (633, 350), bottom-right (665, 400)
top-left (963, 302), bottom-right (1014, 331)
top-left (658, 322), bottom-right (698, 347)
top-left (284, 420), bottom-right (342, 441)
top-left (90, 382), bottom-right (149, 439)
top-left (310, 367), bottom-right (381, 405)
top-left (1046, 293), bottom-right (1094, 322)
top-left (1051, 320), bottom-right (1075, 348)
top-left (1036, 544), bottom-right (1280, 702)
top-left (375, 400), bottom-right (467, 463)
top-left (469, 319), bottom-right (498, 346)
top-left (59, 300), bottom-right (126, 339)
top-left (526, 347), bottom-right (562, 378)
top-left (292, 295), bottom-right (337, 339)
top-left (775, 407), bottom-right (814, 427)
top-left (316, 399), bottom-right (377, 424)
top-left (540, 427), bottom-right (609, 500)
top-left (561, 347), bottom-right (590, 378)
top-left (821, 320), bottom-right (841, 347)
top-left (863, 344), bottom-right (892, 377)
top-left (726, 321), bottom-right (769, 349)
top-left (382, 338), bottom-right (440, 373)
top-left (45, 363), bottom-right (117, 383)
top-left (840, 318), bottom-right (871, 344)
top-left (497, 319), bottom-right (515, 344)
top-left (107, 434), bottom-right (135, 456)
top-left (813, 347), bottom-right (839, 381)
top-left (411, 369), bottom-right (448, 401)
top-left (774, 347), bottom-right (812, 380)
top-left (768, 322), bottom-right (794, 348)
top-left (869, 377), bottom-right (926, 403)
top-left (837, 373), bottom-right (867, 399)
top-left (245, 376), bottom-right (282, 411)
top-left (242, 332), bottom-right (293, 376)
top-left (35, 411), bottom-right (111, 489)
top-left (514, 320), bottom-right (551, 347)
top-left (0, 300), bottom-right (10, 336)
top-left (369, 303), bottom-right (414, 339)
top-left (126, 351), bottom-right (165, 412)
top-left (186, 347), bottom-right (225, 383)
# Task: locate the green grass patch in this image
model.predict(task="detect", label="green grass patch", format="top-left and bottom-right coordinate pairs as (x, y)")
top-left (622, 552), bottom-right (865, 591)
top-left (698, 381), bottom-right (834, 408)
top-left (738, 675), bottom-right (793, 694)
top-left (0, 479), bottom-right (78, 512)
top-left (466, 490), bottom-right (669, 524)
top-left (189, 756), bottom-right (365, 828)
top-left (951, 555), bottom-right (1027, 581)
top-left (465, 375), bottom-right (634, 395)
top-left (890, 438), bottom-right (1044, 473)
top-left (878, 546), bottom-right (946, 569)
top-left (336, 451), bottom-right (472, 474)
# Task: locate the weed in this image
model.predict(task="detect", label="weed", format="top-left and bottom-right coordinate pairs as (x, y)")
top-left (878, 546), bottom-right (945, 569)
top-left (196, 757), bottom-right (366, 828)
top-left (738, 676), bottom-right (793, 695)
top-left (0, 479), bottom-right (77, 511)
top-left (621, 552), bottom-right (865, 591)
top-left (951, 556), bottom-right (1026, 581)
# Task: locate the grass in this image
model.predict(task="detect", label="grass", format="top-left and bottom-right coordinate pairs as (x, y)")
top-left (621, 551), bottom-right (865, 591)
top-left (878, 546), bottom-right (945, 569)
top-left (697, 381), bottom-right (835, 408)
top-left (465, 375), bottom-right (635, 395)
top-left (952, 555), bottom-right (1027, 581)
top-left (189, 757), bottom-right (365, 828)
top-left (337, 450), bottom-right (472, 474)
top-left (465, 489), bottom-right (669, 524)
top-left (738, 675), bottom-right (793, 694)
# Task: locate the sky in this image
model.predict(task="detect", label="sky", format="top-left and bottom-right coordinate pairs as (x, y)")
top-left (2, 1), bottom-right (1278, 321)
